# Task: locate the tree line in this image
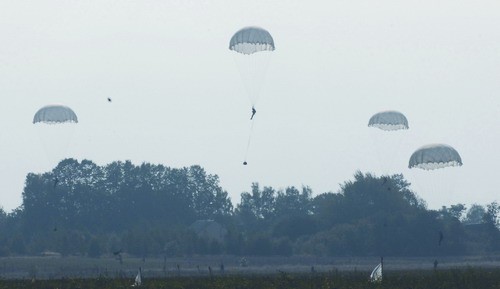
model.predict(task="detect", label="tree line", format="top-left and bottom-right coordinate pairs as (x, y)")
top-left (0, 159), bottom-right (498, 258)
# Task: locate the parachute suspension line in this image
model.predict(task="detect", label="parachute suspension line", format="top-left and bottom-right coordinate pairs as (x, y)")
top-left (368, 111), bottom-right (409, 176)
top-left (243, 120), bottom-right (255, 165)
top-left (230, 27), bottom-right (274, 166)
top-left (408, 144), bottom-right (463, 205)
top-left (232, 52), bottom-right (270, 106)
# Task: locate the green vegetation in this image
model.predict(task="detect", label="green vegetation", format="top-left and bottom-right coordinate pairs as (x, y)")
top-left (0, 159), bottom-right (498, 258)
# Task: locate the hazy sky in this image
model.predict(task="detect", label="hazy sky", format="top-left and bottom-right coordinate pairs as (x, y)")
top-left (1, 0), bottom-right (499, 212)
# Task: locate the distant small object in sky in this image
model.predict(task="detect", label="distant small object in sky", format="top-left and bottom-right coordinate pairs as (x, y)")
top-left (107, 98), bottom-right (112, 102)
top-left (250, 106), bottom-right (256, 120)
top-left (243, 161), bottom-right (247, 165)
top-left (438, 231), bottom-right (444, 246)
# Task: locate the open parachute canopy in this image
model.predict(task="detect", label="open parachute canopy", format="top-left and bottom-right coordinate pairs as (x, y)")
top-left (229, 27), bottom-right (275, 55)
top-left (33, 105), bottom-right (78, 124)
top-left (409, 144), bottom-right (462, 170)
top-left (368, 111), bottom-right (409, 131)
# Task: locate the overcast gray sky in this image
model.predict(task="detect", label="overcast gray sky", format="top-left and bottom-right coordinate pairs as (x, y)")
top-left (1, 0), bottom-right (499, 212)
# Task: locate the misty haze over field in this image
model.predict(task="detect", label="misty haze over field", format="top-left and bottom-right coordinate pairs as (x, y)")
top-left (0, 3), bottom-right (498, 284)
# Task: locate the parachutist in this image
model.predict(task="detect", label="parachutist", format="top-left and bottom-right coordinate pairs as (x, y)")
top-left (243, 161), bottom-right (247, 165)
top-left (250, 107), bottom-right (256, 120)
top-left (107, 97), bottom-right (112, 102)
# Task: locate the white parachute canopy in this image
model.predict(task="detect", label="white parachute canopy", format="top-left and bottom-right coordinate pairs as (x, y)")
top-left (409, 144), bottom-right (463, 170)
top-left (230, 27), bottom-right (275, 165)
top-left (370, 263), bottom-right (383, 282)
top-left (229, 26), bottom-right (275, 55)
top-left (367, 111), bottom-right (409, 174)
top-left (33, 105), bottom-right (78, 124)
top-left (33, 104), bottom-right (78, 166)
top-left (229, 26), bottom-right (275, 106)
top-left (133, 267), bottom-right (142, 286)
top-left (368, 111), bottom-right (408, 131)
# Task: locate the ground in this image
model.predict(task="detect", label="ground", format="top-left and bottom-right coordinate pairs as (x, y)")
top-left (0, 255), bottom-right (499, 280)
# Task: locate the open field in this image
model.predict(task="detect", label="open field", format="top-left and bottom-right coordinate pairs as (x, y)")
top-left (0, 269), bottom-right (500, 289)
top-left (0, 255), bottom-right (499, 280)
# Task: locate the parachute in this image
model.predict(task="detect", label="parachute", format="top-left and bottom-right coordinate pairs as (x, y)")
top-left (409, 144), bottom-right (462, 170)
top-left (368, 111), bottom-right (409, 174)
top-left (229, 26), bottom-right (275, 106)
top-left (368, 111), bottom-right (408, 131)
top-left (133, 267), bottom-right (142, 286)
top-left (408, 144), bottom-right (463, 205)
top-left (230, 27), bottom-right (275, 165)
top-left (33, 105), bottom-right (78, 124)
top-left (33, 104), bottom-right (78, 167)
top-left (370, 262), bottom-right (383, 282)
top-left (229, 27), bottom-right (275, 55)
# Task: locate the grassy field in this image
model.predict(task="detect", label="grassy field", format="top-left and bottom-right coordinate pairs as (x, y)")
top-left (0, 255), bottom-right (499, 288)
top-left (0, 269), bottom-right (499, 289)
top-left (0, 255), bottom-right (499, 279)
